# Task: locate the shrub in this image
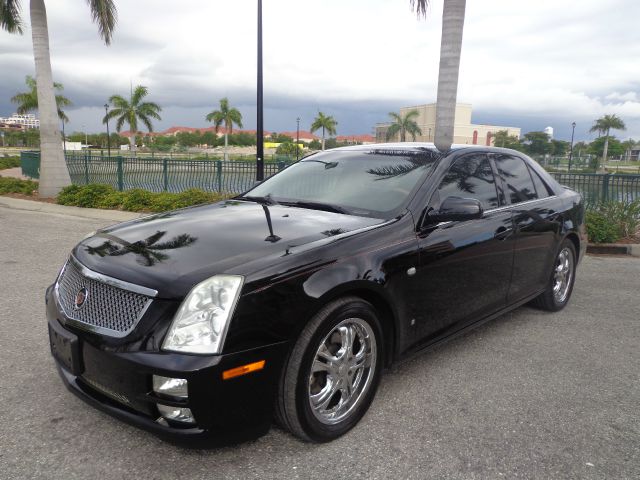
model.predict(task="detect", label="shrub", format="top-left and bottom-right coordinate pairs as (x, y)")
top-left (56, 184), bottom-right (83, 205)
top-left (60, 184), bottom-right (116, 208)
top-left (0, 156), bottom-right (21, 170)
top-left (0, 176), bottom-right (38, 195)
top-left (121, 188), bottom-right (155, 212)
top-left (96, 191), bottom-right (127, 209)
top-left (598, 200), bottom-right (640, 238)
top-left (585, 211), bottom-right (621, 244)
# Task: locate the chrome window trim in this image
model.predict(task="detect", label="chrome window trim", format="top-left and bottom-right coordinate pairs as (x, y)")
top-left (484, 195), bottom-right (557, 214)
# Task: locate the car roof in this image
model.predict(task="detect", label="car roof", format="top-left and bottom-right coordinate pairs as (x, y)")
top-left (327, 142), bottom-right (520, 155)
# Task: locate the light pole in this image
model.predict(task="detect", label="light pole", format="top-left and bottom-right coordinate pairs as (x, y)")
top-left (256, 0), bottom-right (264, 181)
top-left (61, 120), bottom-right (66, 153)
top-left (296, 117), bottom-right (300, 161)
top-left (104, 104), bottom-right (111, 158)
top-left (568, 122), bottom-right (576, 171)
top-left (82, 125), bottom-right (88, 149)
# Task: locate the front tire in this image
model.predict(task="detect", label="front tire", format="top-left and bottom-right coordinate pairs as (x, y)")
top-left (532, 239), bottom-right (577, 311)
top-left (276, 297), bottom-right (383, 442)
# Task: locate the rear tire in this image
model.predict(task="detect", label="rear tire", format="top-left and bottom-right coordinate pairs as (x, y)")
top-left (275, 296), bottom-right (383, 442)
top-left (531, 239), bottom-right (576, 311)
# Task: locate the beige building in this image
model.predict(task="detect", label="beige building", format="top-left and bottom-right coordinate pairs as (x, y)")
top-left (375, 103), bottom-right (520, 146)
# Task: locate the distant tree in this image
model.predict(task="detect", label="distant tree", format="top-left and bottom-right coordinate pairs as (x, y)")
top-left (621, 139), bottom-right (637, 161)
top-left (550, 139), bottom-right (570, 156)
top-left (271, 133), bottom-right (294, 143)
top-left (11, 75), bottom-right (71, 123)
top-left (1, 0), bottom-right (117, 196)
top-left (589, 136), bottom-right (624, 160)
top-left (589, 114), bottom-right (626, 169)
top-left (493, 130), bottom-right (524, 151)
top-left (206, 98), bottom-right (243, 160)
top-left (275, 142), bottom-right (301, 155)
top-left (228, 132), bottom-right (255, 147)
top-left (385, 110), bottom-right (422, 142)
top-left (310, 112), bottom-right (337, 150)
top-left (104, 85), bottom-right (162, 152)
top-left (522, 131), bottom-right (551, 155)
top-left (307, 139), bottom-right (321, 150)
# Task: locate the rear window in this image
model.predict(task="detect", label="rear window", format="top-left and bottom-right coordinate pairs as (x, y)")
top-left (528, 166), bottom-right (553, 198)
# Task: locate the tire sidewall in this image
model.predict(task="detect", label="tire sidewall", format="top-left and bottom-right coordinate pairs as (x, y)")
top-left (294, 300), bottom-right (383, 442)
top-left (550, 239), bottom-right (577, 309)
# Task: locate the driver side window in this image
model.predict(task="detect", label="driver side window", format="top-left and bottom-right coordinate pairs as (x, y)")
top-left (437, 154), bottom-right (500, 210)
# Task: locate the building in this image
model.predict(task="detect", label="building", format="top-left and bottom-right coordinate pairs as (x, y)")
top-left (375, 103), bottom-right (520, 146)
top-left (0, 113), bottom-right (40, 130)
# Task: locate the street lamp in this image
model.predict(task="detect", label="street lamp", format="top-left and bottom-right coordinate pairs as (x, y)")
top-left (82, 125), bottom-right (88, 149)
top-left (296, 117), bottom-right (300, 161)
top-left (104, 104), bottom-right (111, 158)
top-left (568, 122), bottom-right (576, 171)
top-left (256, 0), bottom-right (264, 182)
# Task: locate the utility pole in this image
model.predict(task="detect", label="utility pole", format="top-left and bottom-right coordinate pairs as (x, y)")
top-left (296, 117), bottom-right (300, 161)
top-left (568, 122), bottom-right (576, 171)
top-left (104, 104), bottom-right (111, 158)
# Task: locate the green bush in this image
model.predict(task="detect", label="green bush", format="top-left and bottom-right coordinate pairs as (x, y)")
top-left (0, 176), bottom-right (38, 195)
top-left (598, 200), bottom-right (640, 238)
top-left (585, 211), bottom-right (621, 244)
top-left (55, 183), bottom-right (232, 212)
top-left (0, 156), bottom-right (21, 170)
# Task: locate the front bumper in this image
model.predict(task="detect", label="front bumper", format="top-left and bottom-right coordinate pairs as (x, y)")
top-left (46, 289), bottom-right (288, 445)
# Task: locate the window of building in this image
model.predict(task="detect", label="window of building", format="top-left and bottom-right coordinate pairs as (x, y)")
top-left (494, 155), bottom-right (538, 204)
top-left (438, 154), bottom-right (500, 210)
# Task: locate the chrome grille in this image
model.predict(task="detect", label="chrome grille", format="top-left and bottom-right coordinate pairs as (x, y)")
top-left (55, 259), bottom-right (154, 336)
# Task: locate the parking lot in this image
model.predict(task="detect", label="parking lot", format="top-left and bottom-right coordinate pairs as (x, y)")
top-left (0, 205), bottom-right (638, 479)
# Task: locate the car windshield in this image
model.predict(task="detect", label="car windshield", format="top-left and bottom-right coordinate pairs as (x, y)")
top-left (243, 149), bottom-right (440, 218)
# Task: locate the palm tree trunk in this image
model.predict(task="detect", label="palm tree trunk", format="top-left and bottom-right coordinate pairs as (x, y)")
top-left (434, 0), bottom-right (466, 152)
top-left (601, 130), bottom-right (609, 172)
top-left (129, 134), bottom-right (136, 152)
top-left (224, 133), bottom-right (229, 161)
top-left (30, 0), bottom-right (71, 197)
top-left (321, 126), bottom-right (325, 151)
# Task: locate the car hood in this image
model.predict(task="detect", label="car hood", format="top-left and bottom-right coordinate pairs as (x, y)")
top-left (73, 200), bottom-right (383, 298)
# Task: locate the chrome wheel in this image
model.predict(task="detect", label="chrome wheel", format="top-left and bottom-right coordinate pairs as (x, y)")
top-left (553, 247), bottom-right (573, 304)
top-left (308, 318), bottom-right (377, 425)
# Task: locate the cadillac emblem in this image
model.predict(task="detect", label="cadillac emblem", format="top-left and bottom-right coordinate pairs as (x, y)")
top-left (74, 287), bottom-right (89, 309)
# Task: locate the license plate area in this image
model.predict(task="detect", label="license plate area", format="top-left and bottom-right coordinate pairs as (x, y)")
top-left (49, 321), bottom-right (83, 376)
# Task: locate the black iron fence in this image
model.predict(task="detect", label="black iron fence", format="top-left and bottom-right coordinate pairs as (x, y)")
top-left (551, 173), bottom-right (640, 208)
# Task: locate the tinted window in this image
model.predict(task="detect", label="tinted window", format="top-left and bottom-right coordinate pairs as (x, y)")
top-left (438, 154), bottom-right (499, 210)
top-left (246, 150), bottom-right (439, 218)
top-left (494, 155), bottom-right (538, 204)
top-left (529, 166), bottom-right (552, 198)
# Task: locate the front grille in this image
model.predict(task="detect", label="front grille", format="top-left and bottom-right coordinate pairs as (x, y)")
top-left (56, 259), bottom-right (153, 336)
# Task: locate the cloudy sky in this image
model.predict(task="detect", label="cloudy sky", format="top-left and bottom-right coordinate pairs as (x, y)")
top-left (1, 0), bottom-right (639, 141)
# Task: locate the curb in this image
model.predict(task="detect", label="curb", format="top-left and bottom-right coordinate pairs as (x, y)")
top-left (587, 243), bottom-right (640, 257)
top-left (0, 196), bottom-right (143, 222)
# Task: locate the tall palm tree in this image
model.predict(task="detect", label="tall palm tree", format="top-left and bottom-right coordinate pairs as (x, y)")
top-left (11, 75), bottom-right (72, 122)
top-left (411, 0), bottom-right (466, 152)
top-left (205, 97), bottom-right (243, 160)
top-left (589, 114), bottom-right (626, 170)
top-left (104, 85), bottom-right (162, 152)
top-left (310, 112), bottom-right (338, 151)
top-left (386, 110), bottom-right (422, 142)
top-left (1, 0), bottom-right (117, 197)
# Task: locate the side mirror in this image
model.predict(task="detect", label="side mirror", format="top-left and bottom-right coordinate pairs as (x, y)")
top-left (428, 196), bottom-right (483, 223)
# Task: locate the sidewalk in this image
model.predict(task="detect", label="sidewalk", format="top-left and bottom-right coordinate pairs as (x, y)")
top-left (0, 195), bottom-right (143, 222)
top-left (0, 167), bottom-right (29, 180)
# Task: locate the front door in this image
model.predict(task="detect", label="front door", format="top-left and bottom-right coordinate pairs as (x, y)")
top-left (410, 153), bottom-right (514, 350)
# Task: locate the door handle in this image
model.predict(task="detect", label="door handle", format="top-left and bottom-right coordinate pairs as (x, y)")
top-left (494, 226), bottom-right (513, 240)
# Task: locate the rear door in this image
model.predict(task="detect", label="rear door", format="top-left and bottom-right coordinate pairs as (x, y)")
top-left (411, 152), bottom-right (514, 348)
top-left (492, 154), bottom-right (563, 303)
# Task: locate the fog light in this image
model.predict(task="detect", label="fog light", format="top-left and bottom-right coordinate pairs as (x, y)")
top-left (153, 375), bottom-right (188, 400)
top-left (157, 404), bottom-right (195, 424)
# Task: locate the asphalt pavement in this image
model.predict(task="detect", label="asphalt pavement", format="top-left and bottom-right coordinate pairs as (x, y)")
top-left (0, 205), bottom-right (638, 479)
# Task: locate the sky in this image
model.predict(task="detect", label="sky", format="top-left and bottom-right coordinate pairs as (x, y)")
top-left (1, 0), bottom-right (639, 142)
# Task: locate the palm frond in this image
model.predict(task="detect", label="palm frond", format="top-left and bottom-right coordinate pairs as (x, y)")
top-left (86, 0), bottom-right (117, 45)
top-left (410, 0), bottom-right (430, 18)
top-left (0, 0), bottom-right (24, 34)
top-left (131, 85), bottom-right (148, 106)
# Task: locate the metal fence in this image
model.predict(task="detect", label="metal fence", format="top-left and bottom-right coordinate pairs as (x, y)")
top-left (21, 151), bottom-right (292, 194)
top-left (551, 173), bottom-right (640, 208)
top-left (20, 152), bottom-right (640, 207)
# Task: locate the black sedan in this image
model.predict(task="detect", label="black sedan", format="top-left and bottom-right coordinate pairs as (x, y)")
top-left (46, 144), bottom-right (586, 443)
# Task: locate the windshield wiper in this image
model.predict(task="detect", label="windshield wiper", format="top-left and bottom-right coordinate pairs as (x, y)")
top-left (242, 194), bottom-right (279, 206)
top-left (280, 200), bottom-right (349, 214)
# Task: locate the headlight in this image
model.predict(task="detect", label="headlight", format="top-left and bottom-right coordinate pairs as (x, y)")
top-left (162, 275), bottom-right (243, 354)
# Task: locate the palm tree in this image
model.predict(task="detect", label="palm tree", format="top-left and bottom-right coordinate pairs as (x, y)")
top-left (589, 114), bottom-right (626, 170)
top-left (11, 75), bottom-right (72, 123)
top-left (104, 85), bottom-right (162, 152)
top-left (205, 98), bottom-right (243, 160)
top-left (411, 0), bottom-right (466, 152)
top-left (310, 112), bottom-right (338, 151)
top-left (386, 110), bottom-right (422, 142)
top-left (1, 0), bottom-right (117, 197)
